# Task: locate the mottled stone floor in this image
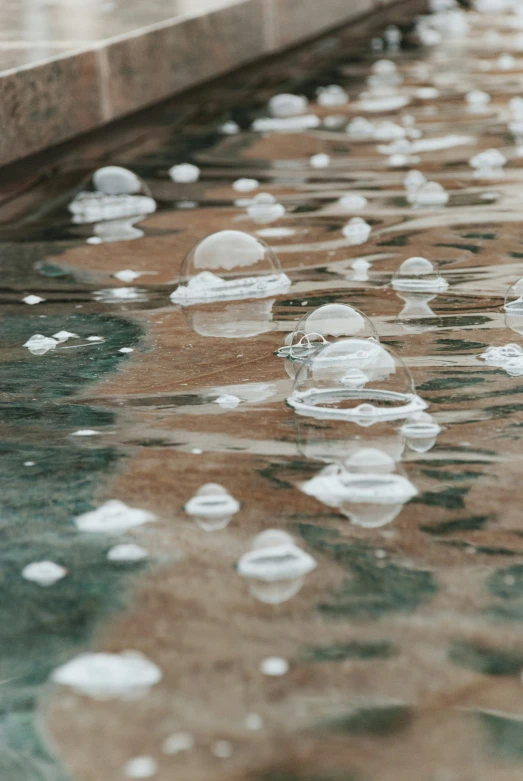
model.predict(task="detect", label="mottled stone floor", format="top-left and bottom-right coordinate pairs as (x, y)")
top-left (4, 2), bottom-right (523, 780)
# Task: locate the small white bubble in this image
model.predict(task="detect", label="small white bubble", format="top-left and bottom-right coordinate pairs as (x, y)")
top-left (191, 448), bottom-right (203, 454)
top-left (22, 561), bottom-right (67, 587)
top-left (71, 429), bottom-right (100, 436)
top-left (244, 712), bottom-right (264, 730)
top-left (87, 336), bottom-right (104, 342)
top-left (119, 347), bottom-right (134, 353)
top-left (22, 295), bottom-right (45, 305)
top-left (124, 756), bottom-right (158, 778)
top-left (24, 461), bottom-right (35, 466)
top-left (161, 732), bottom-right (194, 755)
top-left (260, 656), bottom-right (289, 676)
top-left (212, 740), bottom-right (233, 759)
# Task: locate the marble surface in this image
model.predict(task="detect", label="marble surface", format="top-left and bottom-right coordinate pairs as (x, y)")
top-left (0, 0), bottom-right (407, 166)
top-left (3, 2), bottom-right (523, 780)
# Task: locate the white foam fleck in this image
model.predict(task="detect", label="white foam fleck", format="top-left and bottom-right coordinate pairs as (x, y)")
top-left (245, 713), bottom-right (264, 730)
top-left (309, 153), bottom-right (331, 169)
top-left (212, 740), bottom-right (233, 759)
top-left (87, 336), bottom-right (104, 342)
top-left (22, 561), bottom-right (67, 587)
top-left (107, 544), bottom-right (148, 562)
top-left (75, 500), bottom-right (156, 534)
top-left (119, 347), bottom-right (134, 353)
top-left (71, 429), bottom-right (100, 436)
top-left (93, 287), bottom-right (148, 302)
top-left (215, 394), bottom-right (241, 409)
top-left (233, 178), bottom-right (259, 193)
top-left (169, 163), bottom-right (200, 183)
top-left (51, 651), bottom-right (162, 700)
top-left (22, 295), bottom-right (45, 305)
top-left (162, 732), bottom-right (195, 755)
top-left (113, 269), bottom-right (143, 282)
top-left (52, 330), bottom-right (79, 342)
top-left (124, 756), bottom-right (158, 779)
top-left (23, 334), bottom-right (58, 355)
top-left (260, 657), bottom-right (289, 676)
top-left (170, 270), bottom-right (291, 304)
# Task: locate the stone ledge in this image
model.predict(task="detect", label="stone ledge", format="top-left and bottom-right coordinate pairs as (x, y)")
top-left (0, 0), bottom-right (408, 167)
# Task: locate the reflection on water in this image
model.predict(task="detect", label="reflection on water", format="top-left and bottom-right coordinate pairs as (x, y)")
top-left (7, 0), bottom-right (523, 779)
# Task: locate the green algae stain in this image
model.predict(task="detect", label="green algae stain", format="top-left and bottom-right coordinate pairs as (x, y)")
top-left (477, 712), bottom-right (523, 759)
top-left (296, 524), bottom-right (437, 619)
top-left (319, 705), bottom-right (412, 735)
top-left (449, 641), bottom-right (523, 675)
top-left (0, 312), bottom-right (143, 781)
top-left (301, 641), bottom-right (397, 663)
top-left (420, 515), bottom-right (490, 535)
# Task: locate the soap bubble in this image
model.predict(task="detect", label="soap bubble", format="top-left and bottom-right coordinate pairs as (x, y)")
top-left (384, 24), bottom-right (402, 51)
top-left (410, 182), bottom-right (449, 208)
top-left (310, 153), bottom-right (331, 169)
top-left (497, 53), bottom-right (516, 70)
top-left (338, 194), bottom-right (368, 211)
top-left (346, 117), bottom-right (375, 140)
top-left (69, 166), bottom-right (156, 243)
top-left (276, 303), bottom-right (378, 379)
top-left (352, 258), bottom-right (371, 282)
top-left (317, 85), bottom-right (349, 107)
top-left (169, 163), bottom-right (200, 183)
top-left (401, 411), bottom-right (441, 452)
top-left (404, 169), bottom-right (427, 198)
top-left (246, 193), bottom-right (286, 224)
top-left (238, 529), bottom-right (316, 604)
top-left (373, 121), bottom-right (406, 141)
top-left (342, 217), bottom-right (372, 245)
top-left (469, 149), bottom-right (507, 178)
top-left (288, 338), bottom-right (426, 423)
top-left (170, 231), bottom-right (290, 306)
top-left (184, 483), bottom-right (240, 531)
top-left (337, 448), bottom-right (417, 527)
top-left (465, 90), bottom-right (491, 112)
top-left (392, 257), bottom-right (448, 320)
top-left (504, 277), bottom-right (523, 335)
top-left (268, 93), bottom-right (308, 118)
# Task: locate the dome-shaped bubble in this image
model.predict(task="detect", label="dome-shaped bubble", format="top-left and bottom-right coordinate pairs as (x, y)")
top-left (400, 411), bottom-right (441, 452)
top-left (504, 277), bottom-right (523, 335)
top-left (317, 85), bottom-right (349, 107)
top-left (246, 193), bottom-right (286, 224)
top-left (92, 166), bottom-right (143, 195)
top-left (466, 90), bottom-right (490, 112)
top-left (268, 93), bottom-right (308, 118)
top-left (342, 217), bottom-right (372, 245)
top-left (288, 338), bottom-right (426, 422)
top-left (184, 483), bottom-right (240, 531)
top-left (68, 166), bottom-right (156, 239)
top-left (238, 529), bottom-right (316, 604)
top-left (170, 230), bottom-right (291, 304)
top-left (277, 303), bottom-right (379, 378)
top-left (469, 148), bottom-right (506, 178)
top-left (391, 257), bottom-right (448, 293)
top-left (337, 448), bottom-right (417, 527)
top-left (346, 117), bottom-right (375, 140)
top-left (403, 169), bottom-right (426, 194)
top-left (410, 181), bottom-right (449, 208)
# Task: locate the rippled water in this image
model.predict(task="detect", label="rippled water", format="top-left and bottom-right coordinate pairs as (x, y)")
top-left (4, 2), bottom-right (523, 780)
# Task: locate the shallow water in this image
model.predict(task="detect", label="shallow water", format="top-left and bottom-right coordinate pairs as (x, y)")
top-left (4, 2), bottom-right (523, 780)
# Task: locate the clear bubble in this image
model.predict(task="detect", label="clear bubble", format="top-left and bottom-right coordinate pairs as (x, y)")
top-left (238, 529), bottom-right (316, 604)
top-left (342, 217), bottom-right (372, 245)
top-left (384, 24), bottom-right (402, 51)
top-left (410, 182), bottom-right (449, 208)
top-left (169, 163), bottom-right (200, 183)
top-left (338, 194), bottom-right (368, 210)
top-left (317, 85), bottom-right (349, 107)
top-left (400, 411), bottom-right (441, 453)
top-left (346, 116), bottom-right (375, 140)
top-left (184, 483), bottom-right (240, 531)
top-left (466, 90), bottom-right (491, 112)
top-left (392, 257), bottom-right (448, 294)
top-left (310, 153), bottom-right (331, 169)
top-left (504, 277), bottom-right (523, 335)
top-left (276, 303), bottom-right (378, 379)
top-left (268, 93), bottom-right (308, 118)
top-left (69, 166), bottom-right (155, 242)
top-left (246, 193), bottom-right (286, 224)
top-left (170, 231), bottom-right (290, 305)
top-left (303, 449), bottom-right (417, 526)
top-left (391, 257), bottom-right (448, 321)
top-left (288, 338), bottom-right (426, 423)
top-left (469, 149), bottom-right (507, 178)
